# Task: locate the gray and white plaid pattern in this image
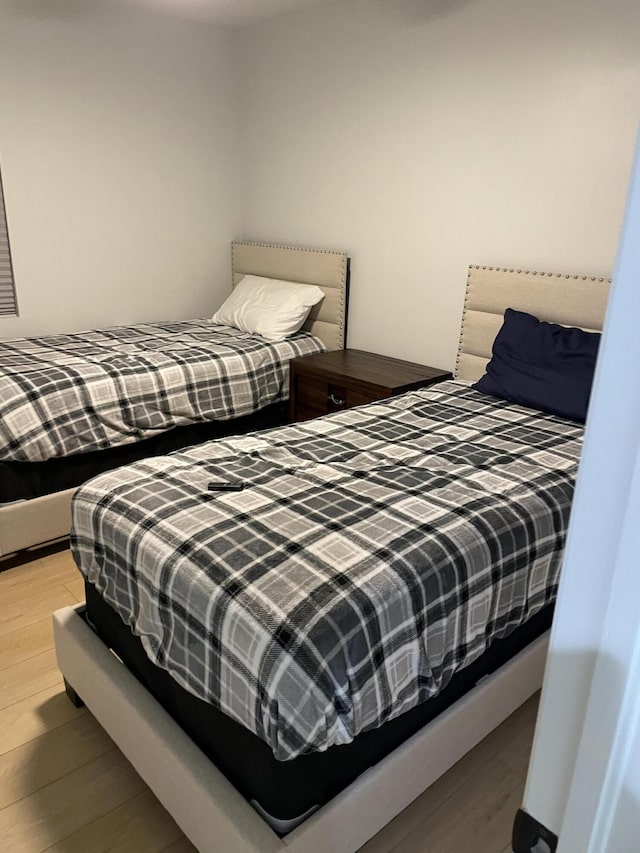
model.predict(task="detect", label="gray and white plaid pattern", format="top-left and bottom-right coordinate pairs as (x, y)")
top-left (71, 381), bottom-right (583, 760)
top-left (0, 320), bottom-right (323, 462)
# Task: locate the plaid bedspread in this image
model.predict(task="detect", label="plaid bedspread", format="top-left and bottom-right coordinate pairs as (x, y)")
top-left (0, 320), bottom-right (323, 462)
top-left (71, 381), bottom-right (583, 760)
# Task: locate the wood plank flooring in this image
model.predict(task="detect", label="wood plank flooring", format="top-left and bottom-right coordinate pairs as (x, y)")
top-left (0, 548), bottom-right (537, 852)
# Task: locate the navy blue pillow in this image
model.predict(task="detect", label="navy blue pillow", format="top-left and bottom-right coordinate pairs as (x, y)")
top-left (473, 308), bottom-right (600, 423)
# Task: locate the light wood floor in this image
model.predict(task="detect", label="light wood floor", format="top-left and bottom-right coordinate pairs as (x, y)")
top-left (0, 547), bottom-right (536, 853)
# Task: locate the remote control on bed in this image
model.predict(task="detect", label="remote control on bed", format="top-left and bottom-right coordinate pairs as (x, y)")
top-left (207, 482), bottom-right (245, 492)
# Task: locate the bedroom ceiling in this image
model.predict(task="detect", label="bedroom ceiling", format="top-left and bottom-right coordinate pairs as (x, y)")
top-left (122, 0), bottom-right (344, 26)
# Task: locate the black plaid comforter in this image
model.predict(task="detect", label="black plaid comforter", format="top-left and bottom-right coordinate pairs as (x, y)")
top-left (71, 381), bottom-right (583, 760)
top-left (0, 320), bottom-right (324, 462)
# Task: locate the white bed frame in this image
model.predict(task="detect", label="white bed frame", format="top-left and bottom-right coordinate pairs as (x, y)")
top-left (53, 606), bottom-right (548, 853)
top-left (0, 241), bottom-right (349, 559)
top-left (53, 264), bottom-right (610, 853)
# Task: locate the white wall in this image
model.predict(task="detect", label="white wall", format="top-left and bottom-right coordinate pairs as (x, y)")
top-left (235, 0), bottom-right (640, 369)
top-left (3, 0), bottom-right (639, 353)
top-left (0, 1), bottom-right (239, 339)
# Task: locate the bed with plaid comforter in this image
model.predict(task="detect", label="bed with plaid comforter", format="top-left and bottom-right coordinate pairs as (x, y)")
top-left (0, 320), bottom-right (323, 463)
top-left (71, 380), bottom-right (582, 760)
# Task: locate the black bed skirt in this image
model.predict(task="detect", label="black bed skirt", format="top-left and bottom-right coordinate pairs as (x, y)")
top-left (84, 580), bottom-right (553, 828)
top-left (0, 402), bottom-right (288, 503)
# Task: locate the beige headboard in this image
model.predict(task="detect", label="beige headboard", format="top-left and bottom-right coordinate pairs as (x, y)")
top-left (455, 265), bottom-right (611, 382)
top-left (231, 241), bottom-right (350, 351)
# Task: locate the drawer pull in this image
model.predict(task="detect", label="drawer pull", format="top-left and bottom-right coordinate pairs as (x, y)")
top-left (328, 393), bottom-right (346, 407)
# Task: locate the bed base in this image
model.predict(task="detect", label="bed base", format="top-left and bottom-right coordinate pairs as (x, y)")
top-left (53, 605), bottom-right (548, 853)
top-left (0, 488), bottom-right (74, 558)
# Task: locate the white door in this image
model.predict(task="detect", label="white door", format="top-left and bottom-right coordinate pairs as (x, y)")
top-left (516, 127), bottom-right (640, 852)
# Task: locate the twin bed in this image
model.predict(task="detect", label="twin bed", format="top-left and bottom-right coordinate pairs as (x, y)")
top-left (50, 263), bottom-right (609, 852)
top-left (0, 241), bottom-right (349, 557)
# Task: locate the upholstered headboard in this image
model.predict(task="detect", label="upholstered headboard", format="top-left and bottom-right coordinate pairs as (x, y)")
top-left (455, 265), bottom-right (611, 382)
top-left (231, 241), bottom-right (350, 351)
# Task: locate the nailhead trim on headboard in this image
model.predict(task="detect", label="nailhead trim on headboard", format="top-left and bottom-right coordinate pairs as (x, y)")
top-left (454, 264), bottom-right (611, 380)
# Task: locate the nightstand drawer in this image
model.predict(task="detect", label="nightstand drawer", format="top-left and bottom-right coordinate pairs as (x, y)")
top-left (292, 373), bottom-right (383, 421)
top-left (327, 382), bottom-right (380, 412)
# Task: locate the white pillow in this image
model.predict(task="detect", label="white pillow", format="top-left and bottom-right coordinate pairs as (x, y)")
top-left (210, 275), bottom-right (325, 342)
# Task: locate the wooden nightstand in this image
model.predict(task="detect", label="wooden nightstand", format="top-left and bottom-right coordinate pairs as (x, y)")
top-left (289, 349), bottom-right (452, 423)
